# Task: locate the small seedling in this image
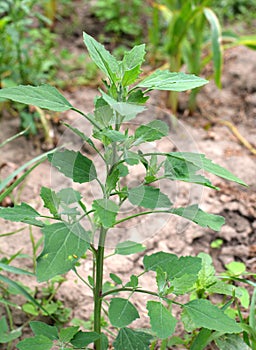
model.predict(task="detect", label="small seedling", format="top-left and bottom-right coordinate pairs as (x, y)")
top-left (0, 33), bottom-right (250, 349)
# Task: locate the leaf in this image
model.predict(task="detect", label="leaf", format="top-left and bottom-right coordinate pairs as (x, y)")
top-left (164, 156), bottom-right (217, 189)
top-left (127, 90), bottom-right (149, 104)
top-left (196, 252), bottom-right (217, 289)
top-left (167, 152), bottom-right (246, 186)
top-left (70, 331), bottom-right (101, 348)
top-left (99, 129), bottom-right (126, 142)
top-left (57, 188), bottom-right (82, 205)
top-left (101, 90), bottom-right (145, 122)
top-left (137, 70), bottom-right (208, 91)
top-left (156, 268), bottom-right (167, 294)
top-left (113, 328), bottom-right (152, 350)
top-left (215, 334), bottom-right (251, 350)
top-left (59, 326), bottom-right (79, 343)
top-left (0, 148), bottom-right (56, 195)
top-left (63, 123), bottom-right (96, 148)
top-left (16, 335), bottom-right (53, 350)
top-left (92, 199), bottom-right (119, 228)
top-left (143, 252), bottom-right (201, 293)
top-left (110, 273), bottom-right (122, 285)
top-left (94, 97), bottom-right (114, 128)
top-left (0, 263), bottom-right (34, 276)
top-left (106, 169), bottom-right (119, 194)
top-left (0, 316), bottom-right (22, 343)
top-left (0, 203), bottom-right (43, 227)
top-left (204, 8), bottom-right (223, 88)
top-left (183, 299), bottom-right (242, 333)
top-left (128, 185), bottom-right (172, 209)
top-left (135, 120), bottom-right (169, 142)
top-left (30, 321), bottom-right (58, 341)
top-left (121, 44), bottom-right (146, 86)
top-left (0, 275), bottom-right (49, 315)
top-left (147, 301), bottom-right (177, 338)
top-left (125, 275), bottom-right (139, 288)
top-left (83, 31), bottom-right (119, 82)
top-left (115, 241), bottom-right (146, 255)
top-left (109, 298), bottom-right (140, 328)
top-left (40, 187), bottom-right (59, 217)
top-left (48, 149), bottom-right (97, 183)
top-left (170, 205), bottom-right (225, 231)
top-left (36, 222), bottom-right (90, 282)
top-left (143, 252), bottom-right (178, 278)
top-left (0, 85), bottom-right (72, 111)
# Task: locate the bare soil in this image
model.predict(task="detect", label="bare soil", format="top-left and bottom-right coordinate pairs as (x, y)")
top-left (0, 17), bottom-right (256, 350)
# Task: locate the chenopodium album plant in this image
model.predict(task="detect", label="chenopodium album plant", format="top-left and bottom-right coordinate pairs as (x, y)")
top-left (0, 33), bottom-right (249, 349)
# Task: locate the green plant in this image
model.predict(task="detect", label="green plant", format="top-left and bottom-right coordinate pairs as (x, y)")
top-left (149, 0), bottom-right (256, 113)
top-left (0, 0), bottom-right (56, 86)
top-left (91, 0), bottom-right (145, 44)
top-left (0, 33), bottom-right (251, 349)
top-left (213, 0), bottom-right (256, 27)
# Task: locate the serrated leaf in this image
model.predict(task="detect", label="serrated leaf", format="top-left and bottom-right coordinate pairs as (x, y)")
top-left (57, 188), bottom-right (82, 205)
top-left (0, 316), bottom-right (22, 343)
top-left (143, 252), bottom-right (178, 278)
top-left (0, 203), bottom-right (43, 227)
top-left (40, 187), bottom-right (59, 217)
top-left (30, 321), bottom-right (58, 340)
top-left (0, 85), bottom-right (72, 111)
top-left (147, 301), bottom-right (177, 338)
top-left (172, 273), bottom-right (199, 295)
top-left (127, 90), bottom-right (149, 104)
top-left (83, 32), bottom-right (119, 82)
top-left (36, 222), bottom-right (90, 282)
top-left (128, 185), bottom-right (172, 209)
top-left (92, 199), bottom-right (119, 228)
top-left (196, 253), bottom-right (217, 289)
top-left (143, 253), bottom-right (201, 292)
top-left (106, 169), bottom-right (119, 194)
top-left (94, 97), bottom-right (114, 128)
top-left (164, 156), bottom-right (217, 189)
top-left (101, 90), bottom-right (145, 122)
top-left (183, 299), bottom-right (242, 333)
top-left (113, 328), bottom-right (152, 350)
top-left (135, 120), bottom-right (169, 143)
top-left (170, 205), bottom-right (225, 231)
top-left (70, 331), bottom-right (101, 347)
top-left (167, 152), bottom-right (246, 186)
top-left (16, 335), bottom-right (53, 350)
top-left (121, 44), bottom-right (146, 86)
top-left (109, 298), bottom-right (139, 328)
top-left (215, 334), bottom-right (251, 350)
top-left (59, 326), bottom-right (79, 343)
top-left (115, 241), bottom-right (146, 255)
top-left (110, 273), bottom-right (122, 285)
top-left (137, 70), bottom-right (208, 91)
top-left (48, 149), bottom-right (97, 183)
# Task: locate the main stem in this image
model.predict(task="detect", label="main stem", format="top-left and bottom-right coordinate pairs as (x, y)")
top-left (94, 226), bottom-right (107, 350)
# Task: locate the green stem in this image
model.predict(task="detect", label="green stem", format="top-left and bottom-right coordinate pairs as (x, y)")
top-left (71, 107), bottom-right (102, 130)
top-left (114, 210), bottom-right (169, 226)
top-left (94, 226), bottom-right (108, 350)
top-left (101, 287), bottom-right (183, 306)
